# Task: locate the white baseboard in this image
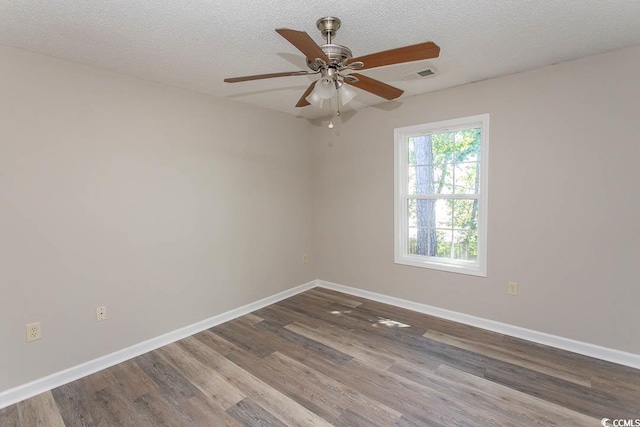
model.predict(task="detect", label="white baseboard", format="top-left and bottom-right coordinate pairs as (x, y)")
top-left (318, 280), bottom-right (640, 370)
top-left (3, 278), bottom-right (638, 410)
top-left (0, 280), bottom-right (318, 410)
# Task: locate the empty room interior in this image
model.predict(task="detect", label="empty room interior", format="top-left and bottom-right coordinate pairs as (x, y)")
top-left (1, 1), bottom-right (639, 426)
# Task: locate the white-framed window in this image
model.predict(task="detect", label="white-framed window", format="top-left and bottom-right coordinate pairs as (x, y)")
top-left (394, 114), bottom-right (489, 277)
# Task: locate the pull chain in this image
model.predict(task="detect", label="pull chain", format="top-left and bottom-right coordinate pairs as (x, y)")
top-left (328, 83), bottom-right (341, 129)
top-left (328, 86), bottom-right (335, 128)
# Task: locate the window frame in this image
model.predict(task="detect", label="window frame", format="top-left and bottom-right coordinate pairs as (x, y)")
top-left (394, 114), bottom-right (489, 277)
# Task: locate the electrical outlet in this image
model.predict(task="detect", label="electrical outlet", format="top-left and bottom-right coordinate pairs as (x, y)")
top-left (26, 322), bottom-right (41, 342)
top-left (303, 254), bottom-right (308, 264)
top-left (507, 281), bottom-right (518, 296)
top-left (96, 305), bottom-right (107, 322)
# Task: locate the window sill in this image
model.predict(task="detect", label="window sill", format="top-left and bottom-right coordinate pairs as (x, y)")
top-left (395, 256), bottom-right (487, 277)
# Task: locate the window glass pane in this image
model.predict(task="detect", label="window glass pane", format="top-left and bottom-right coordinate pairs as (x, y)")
top-left (408, 166), bottom-right (415, 193)
top-left (408, 199), bottom-right (451, 228)
top-left (408, 165), bottom-right (425, 195)
top-left (436, 229), bottom-right (453, 258)
top-left (408, 137), bottom-right (417, 166)
top-left (431, 133), bottom-right (454, 164)
top-left (407, 137), bottom-right (430, 166)
top-left (434, 164), bottom-right (453, 194)
top-left (408, 226), bottom-right (418, 254)
top-left (461, 151), bottom-right (478, 163)
top-left (409, 136), bottom-right (431, 166)
top-left (454, 162), bottom-right (478, 195)
top-left (408, 165), bottom-right (453, 195)
top-left (408, 134), bottom-right (454, 166)
top-left (408, 200), bottom-right (459, 258)
top-left (454, 229), bottom-right (478, 261)
top-left (452, 199), bottom-right (478, 230)
top-left (407, 199), bottom-right (416, 227)
top-left (408, 227), bottom-right (439, 257)
top-left (454, 128), bottom-right (481, 163)
top-left (435, 199), bottom-right (452, 228)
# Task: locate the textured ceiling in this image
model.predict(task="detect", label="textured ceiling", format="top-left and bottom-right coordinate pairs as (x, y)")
top-left (1, 1), bottom-right (640, 119)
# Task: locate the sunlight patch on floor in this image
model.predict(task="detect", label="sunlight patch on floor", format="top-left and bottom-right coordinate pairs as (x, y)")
top-left (377, 317), bottom-right (411, 328)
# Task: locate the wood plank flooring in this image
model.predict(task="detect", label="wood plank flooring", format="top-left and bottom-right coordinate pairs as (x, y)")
top-left (1, 287), bottom-right (639, 426)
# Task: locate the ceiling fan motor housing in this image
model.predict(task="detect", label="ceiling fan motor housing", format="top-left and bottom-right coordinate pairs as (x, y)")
top-left (307, 44), bottom-right (353, 70)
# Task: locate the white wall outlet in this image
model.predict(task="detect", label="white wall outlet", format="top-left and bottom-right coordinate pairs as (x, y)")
top-left (507, 281), bottom-right (518, 296)
top-left (26, 322), bottom-right (41, 342)
top-left (96, 305), bottom-right (107, 322)
top-left (303, 254), bottom-right (308, 264)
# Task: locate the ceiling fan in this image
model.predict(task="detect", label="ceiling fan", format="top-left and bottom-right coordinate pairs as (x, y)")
top-left (224, 17), bottom-right (440, 112)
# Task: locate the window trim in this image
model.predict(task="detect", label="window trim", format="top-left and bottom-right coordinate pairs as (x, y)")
top-left (394, 114), bottom-right (489, 277)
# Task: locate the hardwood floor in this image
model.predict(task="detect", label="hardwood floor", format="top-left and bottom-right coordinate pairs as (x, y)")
top-left (1, 287), bottom-right (638, 426)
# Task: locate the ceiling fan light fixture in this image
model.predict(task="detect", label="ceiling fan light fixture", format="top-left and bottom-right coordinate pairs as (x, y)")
top-left (338, 84), bottom-right (357, 106)
top-left (305, 90), bottom-right (324, 108)
top-left (314, 78), bottom-right (337, 99)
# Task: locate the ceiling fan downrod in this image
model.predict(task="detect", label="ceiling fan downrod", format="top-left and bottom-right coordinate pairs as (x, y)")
top-left (316, 16), bottom-right (341, 44)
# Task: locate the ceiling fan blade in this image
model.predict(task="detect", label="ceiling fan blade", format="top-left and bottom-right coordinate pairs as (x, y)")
top-left (349, 42), bottom-right (440, 70)
top-left (275, 28), bottom-right (329, 63)
top-left (224, 70), bottom-right (310, 83)
top-left (295, 81), bottom-right (316, 107)
top-left (345, 73), bottom-right (404, 100)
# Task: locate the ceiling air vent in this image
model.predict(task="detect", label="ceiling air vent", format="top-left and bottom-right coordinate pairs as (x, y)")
top-left (403, 67), bottom-right (437, 81)
top-left (417, 68), bottom-right (435, 77)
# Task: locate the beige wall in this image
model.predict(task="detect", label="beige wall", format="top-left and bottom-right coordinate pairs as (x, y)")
top-left (2, 43), bottom-right (639, 394)
top-left (0, 46), bottom-right (315, 391)
top-left (312, 46), bottom-right (640, 354)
